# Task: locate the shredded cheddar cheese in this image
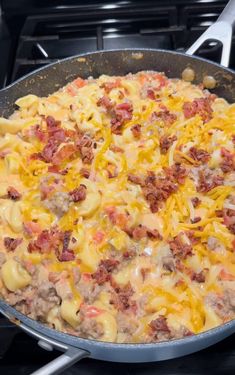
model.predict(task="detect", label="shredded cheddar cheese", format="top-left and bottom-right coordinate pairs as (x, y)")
top-left (0, 71), bottom-right (234, 344)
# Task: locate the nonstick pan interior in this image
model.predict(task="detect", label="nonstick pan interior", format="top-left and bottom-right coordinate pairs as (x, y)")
top-left (0, 49), bottom-right (235, 118)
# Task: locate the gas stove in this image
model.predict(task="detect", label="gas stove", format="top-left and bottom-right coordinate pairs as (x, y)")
top-left (0, 0), bottom-right (235, 374)
top-left (1, 0), bottom-right (235, 89)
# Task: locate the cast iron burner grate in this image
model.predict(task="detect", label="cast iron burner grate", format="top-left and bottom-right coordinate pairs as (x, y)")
top-left (0, 0), bottom-right (234, 88)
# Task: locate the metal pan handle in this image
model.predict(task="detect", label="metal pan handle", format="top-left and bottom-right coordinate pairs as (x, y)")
top-left (186, 0), bottom-right (235, 67)
top-left (31, 345), bottom-right (89, 375)
top-left (14, 321), bottom-right (90, 375)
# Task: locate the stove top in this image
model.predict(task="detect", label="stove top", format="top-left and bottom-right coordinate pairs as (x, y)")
top-left (0, 0), bottom-right (235, 374)
top-left (0, 0), bottom-right (235, 89)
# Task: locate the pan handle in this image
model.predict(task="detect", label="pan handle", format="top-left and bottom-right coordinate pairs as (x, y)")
top-left (30, 344), bottom-right (89, 375)
top-left (186, 0), bottom-right (235, 67)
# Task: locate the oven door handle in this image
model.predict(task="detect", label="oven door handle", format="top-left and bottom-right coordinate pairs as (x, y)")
top-left (186, 0), bottom-right (235, 67)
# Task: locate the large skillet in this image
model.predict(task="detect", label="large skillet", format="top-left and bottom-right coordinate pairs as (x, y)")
top-left (1, 1), bottom-right (235, 374)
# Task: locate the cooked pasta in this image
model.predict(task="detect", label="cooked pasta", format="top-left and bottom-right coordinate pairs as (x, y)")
top-left (0, 71), bottom-right (235, 343)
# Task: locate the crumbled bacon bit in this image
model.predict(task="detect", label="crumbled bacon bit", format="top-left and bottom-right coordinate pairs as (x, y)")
top-left (69, 185), bottom-right (87, 202)
top-left (101, 80), bottom-right (121, 94)
top-left (147, 89), bottom-right (155, 100)
top-left (128, 168), bottom-right (183, 213)
top-left (191, 197), bottom-right (201, 208)
top-left (58, 249), bottom-right (75, 262)
top-left (100, 259), bottom-right (120, 272)
top-left (92, 259), bottom-right (119, 285)
top-left (76, 134), bottom-right (94, 164)
top-left (7, 186), bottom-right (21, 200)
top-left (31, 116), bottom-right (71, 163)
top-left (151, 109), bottom-right (177, 126)
top-left (145, 171), bottom-right (156, 185)
top-left (110, 102), bottom-right (133, 134)
top-left (164, 163), bottom-right (188, 184)
top-left (46, 115), bottom-right (58, 131)
top-left (149, 316), bottom-right (171, 339)
top-left (30, 124), bottom-right (47, 143)
top-left (4, 237), bottom-right (23, 251)
top-left (127, 174), bottom-right (144, 186)
top-left (97, 95), bottom-right (113, 110)
top-left (159, 134), bottom-right (177, 154)
top-left (169, 234), bottom-right (193, 259)
top-left (220, 208), bottom-right (235, 234)
top-left (126, 224), bottom-right (162, 241)
top-left (110, 121), bottom-right (122, 135)
top-left (189, 147), bottom-right (211, 163)
top-left (110, 281), bottom-right (136, 312)
top-left (80, 168), bottom-right (90, 178)
top-left (197, 168), bottom-right (224, 193)
top-left (131, 124), bottom-right (141, 138)
top-left (123, 249), bottom-right (136, 259)
top-left (220, 147), bottom-right (235, 173)
top-left (183, 97), bottom-right (213, 123)
top-left (46, 116), bottom-right (67, 142)
top-left (40, 139), bottom-right (59, 163)
top-left (185, 230), bottom-right (200, 245)
top-left (28, 227), bottom-right (63, 254)
top-left (52, 143), bottom-right (77, 166)
top-left (232, 135), bottom-right (235, 144)
top-left (92, 267), bottom-right (110, 285)
top-left (143, 178), bottom-right (178, 213)
top-left (143, 174), bottom-right (178, 213)
top-left (191, 271), bottom-right (206, 283)
top-left (105, 207), bottom-right (128, 229)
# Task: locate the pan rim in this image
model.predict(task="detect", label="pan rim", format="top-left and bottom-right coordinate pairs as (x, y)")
top-left (0, 48), bottom-right (235, 351)
top-left (0, 298), bottom-right (234, 349)
top-left (1, 47), bottom-right (234, 94)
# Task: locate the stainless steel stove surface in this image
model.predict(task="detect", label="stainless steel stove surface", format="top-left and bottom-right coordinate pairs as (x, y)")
top-left (0, 0), bottom-right (235, 374)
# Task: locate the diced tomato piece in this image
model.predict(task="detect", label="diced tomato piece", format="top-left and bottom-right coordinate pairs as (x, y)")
top-left (24, 221), bottom-right (42, 236)
top-left (85, 305), bottom-right (103, 318)
top-left (219, 269), bottom-right (235, 281)
top-left (73, 77), bottom-right (86, 88)
top-left (66, 85), bottom-right (77, 96)
top-left (93, 230), bottom-right (105, 244)
top-left (82, 273), bottom-right (92, 282)
top-left (153, 73), bottom-right (167, 88)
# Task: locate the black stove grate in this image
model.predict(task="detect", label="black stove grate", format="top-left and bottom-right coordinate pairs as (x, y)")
top-left (0, 0), bottom-right (233, 87)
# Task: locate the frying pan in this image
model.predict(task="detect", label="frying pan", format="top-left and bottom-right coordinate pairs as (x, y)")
top-left (0, 1), bottom-right (235, 374)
